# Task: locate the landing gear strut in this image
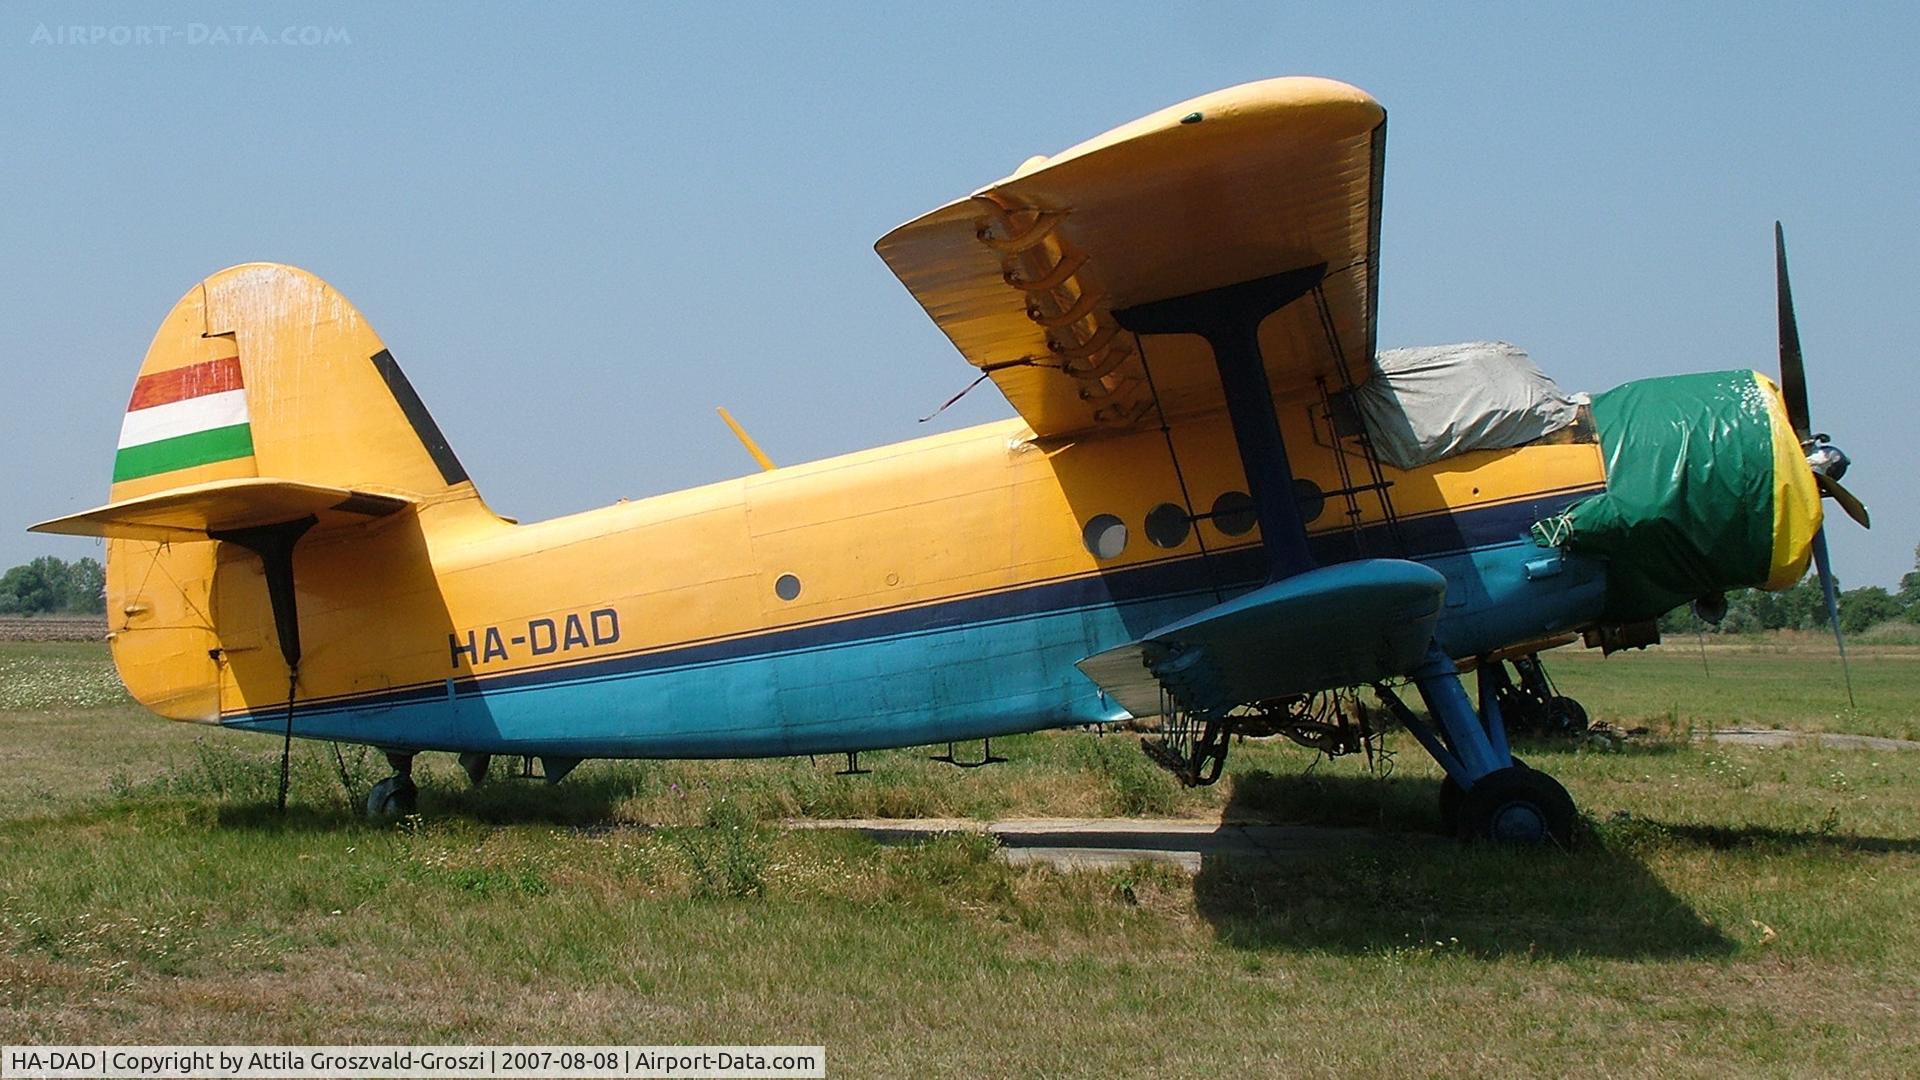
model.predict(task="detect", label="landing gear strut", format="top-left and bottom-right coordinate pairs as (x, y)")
top-left (366, 751), bottom-right (417, 818)
top-left (1376, 645), bottom-right (1578, 846)
top-left (1487, 654), bottom-right (1588, 736)
top-left (1143, 713), bottom-right (1232, 786)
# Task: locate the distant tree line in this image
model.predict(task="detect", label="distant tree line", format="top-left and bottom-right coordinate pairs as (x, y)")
top-left (0, 556), bottom-right (106, 615)
top-left (1661, 543), bottom-right (1920, 637)
top-left (4, 544), bottom-right (1917, 632)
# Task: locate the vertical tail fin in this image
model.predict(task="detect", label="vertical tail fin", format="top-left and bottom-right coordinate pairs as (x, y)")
top-left (108, 263), bottom-right (471, 502)
top-left (33, 263), bottom-right (486, 720)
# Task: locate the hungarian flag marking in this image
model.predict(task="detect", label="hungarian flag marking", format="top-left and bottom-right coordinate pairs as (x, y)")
top-left (113, 356), bottom-right (255, 482)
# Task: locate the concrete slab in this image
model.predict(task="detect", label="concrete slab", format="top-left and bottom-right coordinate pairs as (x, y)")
top-left (1699, 728), bottom-right (1920, 752)
top-left (786, 816), bottom-right (1426, 872)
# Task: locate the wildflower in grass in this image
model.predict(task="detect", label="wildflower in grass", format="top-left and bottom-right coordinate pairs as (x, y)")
top-left (0, 654), bottom-right (131, 711)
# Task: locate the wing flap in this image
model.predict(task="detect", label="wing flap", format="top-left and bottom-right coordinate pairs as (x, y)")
top-left (29, 477), bottom-right (412, 542)
top-left (1077, 559), bottom-right (1445, 717)
top-left (1076, 637), bottom-right (1170, 719)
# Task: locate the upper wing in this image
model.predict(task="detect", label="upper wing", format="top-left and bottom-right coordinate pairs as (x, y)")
top-left (877, 77), bottom-right (1386, 439)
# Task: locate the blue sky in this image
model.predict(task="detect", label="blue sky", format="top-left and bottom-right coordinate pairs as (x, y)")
top-left (3, 2), bottom-right (1914, 589)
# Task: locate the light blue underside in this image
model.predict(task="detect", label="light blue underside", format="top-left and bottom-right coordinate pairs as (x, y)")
top-left (225, 541), bottom-right (1607, 758)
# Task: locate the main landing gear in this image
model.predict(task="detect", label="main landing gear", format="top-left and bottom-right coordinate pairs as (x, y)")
top-left (366, 751), bottom-right (418, 818)
top-left (1375, 645), bottom-right (1578, 846)
top-left (1485, 653), bottom-right (1589, 736)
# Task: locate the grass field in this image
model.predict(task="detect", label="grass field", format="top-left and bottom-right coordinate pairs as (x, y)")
top-left (2, 639), bottom-right (1917, 1077)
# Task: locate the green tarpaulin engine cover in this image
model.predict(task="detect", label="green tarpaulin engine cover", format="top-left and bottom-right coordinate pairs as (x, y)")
top-left (1531, 369), bottom-right (1819, 623)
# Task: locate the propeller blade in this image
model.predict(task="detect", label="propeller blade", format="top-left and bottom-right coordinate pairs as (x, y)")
top-left (1775, 221), bottom-right (1812, 440)
top-left (1809, 527), bottom-right (1856, 708)
top-left (1814, 472), bottom-right (1872, 529)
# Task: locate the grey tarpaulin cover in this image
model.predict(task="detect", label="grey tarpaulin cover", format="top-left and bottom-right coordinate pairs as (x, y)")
top-left (1354, 341), bottom-right (1580, 470)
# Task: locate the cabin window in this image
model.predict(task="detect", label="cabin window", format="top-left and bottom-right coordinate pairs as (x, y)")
top-left (1145, 503), bottom-right (1191, 548)
top-left (1294, 479), bottom-right (1326, 525)
top-left (774, 573), bottom-right (802, 601)
top-left (1082, 514), bottom-right (1129, 559)
top-left (1211, 491), bottom-right (1257, 536)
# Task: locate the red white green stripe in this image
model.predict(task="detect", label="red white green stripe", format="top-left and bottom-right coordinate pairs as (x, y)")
top-left (113, 357), bottom-right (255, 482)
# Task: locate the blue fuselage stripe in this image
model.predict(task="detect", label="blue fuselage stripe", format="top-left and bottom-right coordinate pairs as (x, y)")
top-left (226, 487), bottom-right (1603, 750)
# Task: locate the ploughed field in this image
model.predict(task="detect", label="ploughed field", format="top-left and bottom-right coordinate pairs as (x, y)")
top-left (1, 639), bottom-right (1917, 1077)
top-left (0, 616), bottom-right (107, 643)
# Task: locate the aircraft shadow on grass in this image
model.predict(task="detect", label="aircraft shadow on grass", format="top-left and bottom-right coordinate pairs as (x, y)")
top-left (1623, 819), bottom-right (1920, 855)
top-left (203, 745), bottom-right (1918, 964)
top-left (212, 759), bottom-right (661, 831)
top-left (1191, 769), bottom-right (1735, 961)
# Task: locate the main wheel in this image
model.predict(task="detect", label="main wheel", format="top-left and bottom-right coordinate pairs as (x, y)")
top-left (1457, 765), bottom-right (1575, 847)
top-left (366, 775), bottom-right (418, 818)
top-left (1436, 757), bottom-right (1529, 834)
top-left (1545, 695), bottom-right (1589, 734)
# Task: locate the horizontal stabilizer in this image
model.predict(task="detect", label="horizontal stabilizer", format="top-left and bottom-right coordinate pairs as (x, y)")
top-left (29, 477), bottom-right (412, 542)
top-left (1076, 559), bottom-right (1447, 717)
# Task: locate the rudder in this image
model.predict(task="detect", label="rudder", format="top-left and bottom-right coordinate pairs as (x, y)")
top-left (38, 263), bottom-right (484, 720)
top-left (111, 263), bottom-right (470, 502)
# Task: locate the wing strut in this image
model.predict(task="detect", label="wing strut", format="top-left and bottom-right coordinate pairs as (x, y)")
top-left (716, 407), bottom-right (777, 472)
top-left (1114, 265), bottom-right (1327, 582)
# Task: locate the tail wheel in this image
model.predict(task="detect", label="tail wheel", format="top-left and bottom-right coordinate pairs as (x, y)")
top-left (1458, 765), bottom-right (1575, 847)
top-left (366, 775), bottom-right (418, 818)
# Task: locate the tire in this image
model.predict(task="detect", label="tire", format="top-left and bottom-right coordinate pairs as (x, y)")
top-left (1457, 766), bottom-right (1576, 847)
top-left (1546, 696), bottom-right (1589, 734)
top-left (366, 775), bottom-right (418, 818)
top-left (1438, 758), bottom-right (1526, 834)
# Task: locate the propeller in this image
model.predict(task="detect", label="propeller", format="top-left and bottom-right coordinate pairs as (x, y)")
top-left (1809, 529), bottom-right (1853, 708)
top-left (1775, 222), bottom-right (1870, 706)
top-left (1814, 470), bottom-right (1870, 529)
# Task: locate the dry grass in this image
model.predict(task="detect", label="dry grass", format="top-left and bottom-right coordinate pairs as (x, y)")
top-left (1, 640), bottom-right (1918, 1076)
top-left (1549, 639), bottom-right (1920, 741)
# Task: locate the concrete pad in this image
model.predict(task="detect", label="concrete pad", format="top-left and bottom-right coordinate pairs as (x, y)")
top-left (1699, 728), bottom-right (1920, 752)
top-left (786, 816), bottom-right (1425, 872)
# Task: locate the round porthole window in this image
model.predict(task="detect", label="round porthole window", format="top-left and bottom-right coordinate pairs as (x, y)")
top-left (1294, 479), bottom-right (1326, 525)
top-left (1211, 491), bottom-right (1257, 536)
top-left (774, 573), bottom-right (802, 601)
top-left (1082, 514), bottom-right (1129, 559)
top-left (1144, 503), bottom-right (1192, 549)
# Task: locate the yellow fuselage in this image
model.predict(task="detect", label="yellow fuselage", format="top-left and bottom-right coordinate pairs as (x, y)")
top-left (103, 382), bottom-right (1608, 757)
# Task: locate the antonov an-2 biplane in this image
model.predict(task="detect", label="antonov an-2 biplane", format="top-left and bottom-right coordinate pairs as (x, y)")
top-left (34, 78), bottom-right (1870, 843)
